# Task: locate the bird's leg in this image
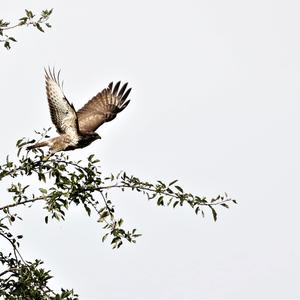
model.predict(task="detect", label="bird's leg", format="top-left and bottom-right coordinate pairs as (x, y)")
top-left (42, 152), bottom-right (54, 161)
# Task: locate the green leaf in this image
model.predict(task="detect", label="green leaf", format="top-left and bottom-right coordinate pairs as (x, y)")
top-left (25, 9), bottom-right (34, 18)
top-left (4, 41), bottom-right (10, 50)
top-left (111, 236), bottom-right (121, 244)
top-left (9, 37), bottom-right (17, 42)
top-left (209, 205), bottom-right (217, 221)
top-left (39, 188), bottom-right (47, 194)
top-left (175, 185), bottom-right (183, 193)
top-left (36, 23), bottom-right (44, 32)
top-left (84, 205), bottom-right (91, 216)
top-left (42, 8), bottom-right (53, 17)
top-left (166, 188), bottom-right (173, 194)
top-left (88, 154), bottom-right (94, 162)
top-left (169, 179), bottom-right (178, 186)
top-left (221, 203), bottom-right (229, 209)
top-left (18, 17), bottom-right (28, 25)
top-left (99, 210), bottom-right (109, 221)
top-left (38, 173), bottom-right (46, 182)
top-left (102, 233), bottom-right (109, 242)
top-left (157, 196), bottom-right (164, 206)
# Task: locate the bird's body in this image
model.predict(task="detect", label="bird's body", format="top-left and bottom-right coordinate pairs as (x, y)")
top-left (28, 68), bottom-right (131, 155)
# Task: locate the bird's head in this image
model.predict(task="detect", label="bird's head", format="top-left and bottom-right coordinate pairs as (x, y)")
top-left (89, 132), bottom-right (101, 141)
top-left (78, 132), bottom-right (101, 148)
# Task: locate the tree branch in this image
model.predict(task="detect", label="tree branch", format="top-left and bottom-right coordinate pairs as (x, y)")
top-left (0, 197), bottom-right (45, 211)
top-left (97, 184), bottom-right (231, 206)
top-left (1, 24), bottom-right (20, 31)
top-left (0, 268), bottom-right (18, 278)
top-left (0, 231), bottom-right (26, 265)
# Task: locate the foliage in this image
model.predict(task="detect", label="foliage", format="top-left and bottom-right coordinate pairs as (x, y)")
top-left (0, 9), bottom-right (53, 50)
top-left (0, 131), bottom-right (236, 298)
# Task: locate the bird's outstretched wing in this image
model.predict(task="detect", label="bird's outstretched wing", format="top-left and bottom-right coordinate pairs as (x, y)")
top-left (77, 81), bottom-right (131, 133)
top-left (45, 68), bottom-right (79, 137)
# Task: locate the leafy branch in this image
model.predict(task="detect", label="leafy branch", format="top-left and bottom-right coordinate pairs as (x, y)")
top-left (0, 130), bottom-right (236, 297)
top-left (0, 9), bottom-right (53, 50)
top-left (0, 217), bottom-right (78, 299)
top-left (0, 130), bottom-right (236, 249)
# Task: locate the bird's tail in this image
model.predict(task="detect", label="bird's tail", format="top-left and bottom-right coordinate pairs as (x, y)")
top-left (27, 140), bottom-right (49, 150)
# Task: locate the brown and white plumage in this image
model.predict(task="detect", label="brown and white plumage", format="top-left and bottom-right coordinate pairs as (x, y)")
top-left (28, 68), bottom-right (131, 155)
top-left (45, 69), bottom-right (80, 142)
top-left (77, 81), bottom-right (131, 133)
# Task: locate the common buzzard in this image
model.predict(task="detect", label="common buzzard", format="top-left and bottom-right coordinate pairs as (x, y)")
top-left (28, 68), bottom-right (131, 156)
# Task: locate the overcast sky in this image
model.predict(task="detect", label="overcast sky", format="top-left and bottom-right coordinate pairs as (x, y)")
top-left (1, 1), bottom-right (300, 299)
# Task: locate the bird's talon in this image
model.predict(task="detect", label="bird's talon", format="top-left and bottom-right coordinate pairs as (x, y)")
top-left (42, 154), bottom-right (51, 161)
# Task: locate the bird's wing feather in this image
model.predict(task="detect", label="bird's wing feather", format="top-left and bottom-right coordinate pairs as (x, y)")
top-left (77, 81), bottom-right (131, 133)
top-left (45, 68), bottom-right (79, 138)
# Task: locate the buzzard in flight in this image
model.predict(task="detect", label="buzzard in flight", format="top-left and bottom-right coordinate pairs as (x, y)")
top-left (28, 68), bottom-right (131, 156)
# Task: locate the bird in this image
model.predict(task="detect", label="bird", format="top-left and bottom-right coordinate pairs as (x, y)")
top-left (27, 68), bottom-right (131, 157)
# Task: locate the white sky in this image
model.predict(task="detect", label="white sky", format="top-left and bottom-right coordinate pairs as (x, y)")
top-left (1, 0), bottom-right (300, 299)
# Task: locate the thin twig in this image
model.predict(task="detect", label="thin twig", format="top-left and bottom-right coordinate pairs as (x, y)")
top-left (97, 184), bottom-right (232, 206)
top-left (0, 231), bottom-right (26, 265)
top-left (0, 197), bottom-right (45, 211)
top-left (0, 268), bottom-right (18, 278)
top-left (1, 24), bottom-right (20, 31)
top-left (98, 190), bottom-right (114, 215)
